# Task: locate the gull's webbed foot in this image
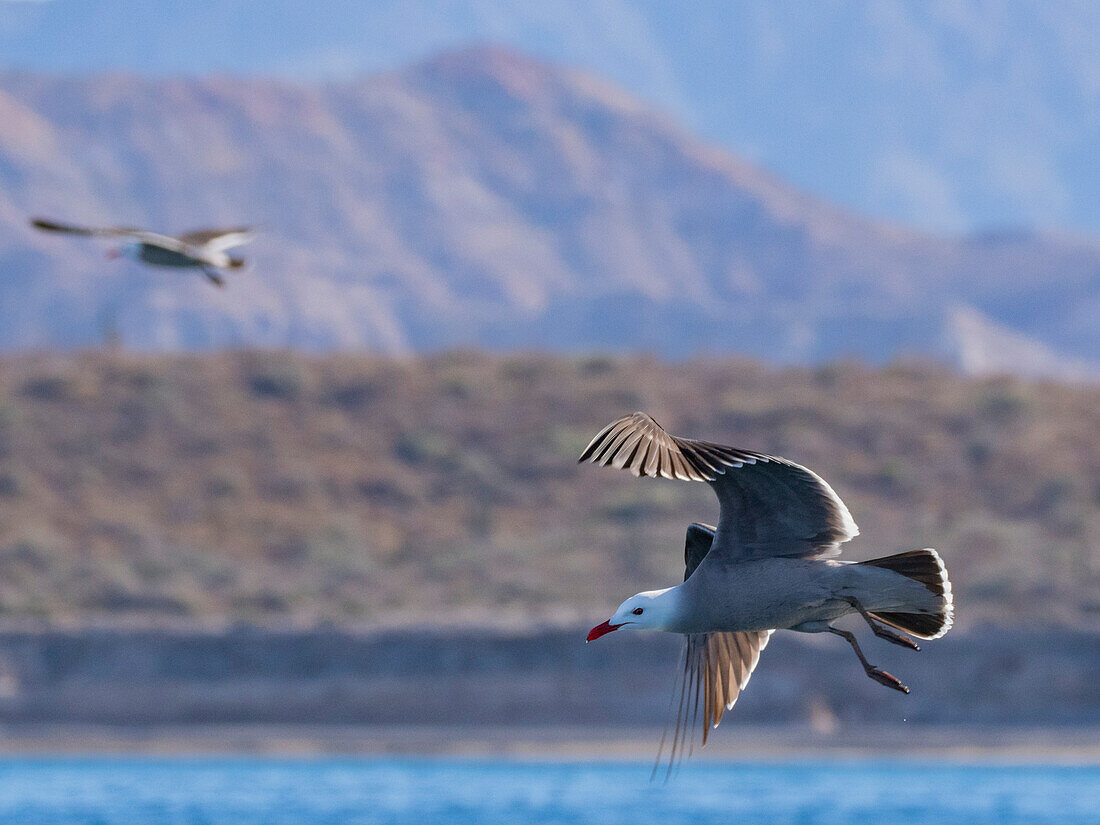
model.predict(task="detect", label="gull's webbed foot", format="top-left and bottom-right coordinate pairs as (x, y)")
top-left (827, 625), bottom-right (912, 696)
top-left (867, 667), bottom-right (910, 694)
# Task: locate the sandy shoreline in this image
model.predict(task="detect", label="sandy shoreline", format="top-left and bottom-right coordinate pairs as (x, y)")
top-left (2, 723), bottom-right (1098, 763)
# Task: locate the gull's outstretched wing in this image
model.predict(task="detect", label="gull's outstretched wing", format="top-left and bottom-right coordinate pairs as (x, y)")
top-left (31, 218), bottom-right (192, 254)
top-left (31, 218), bottom-right (146, 238)
top-left (579, 412), bottom-right (858, 560)
top-left (651, 523), bottom-right (773, 778)
top-left (655, 628), bottom-right (772, 778)
top-left (683, 522), bottom-right (716, 580)
top-left (179, 227), bottom-right (256, 252)
top-left (693, 630), bottom-right (770, 739)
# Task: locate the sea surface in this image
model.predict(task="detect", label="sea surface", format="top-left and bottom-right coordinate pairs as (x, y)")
top-left (0, 756), bottom-right (1096, 825)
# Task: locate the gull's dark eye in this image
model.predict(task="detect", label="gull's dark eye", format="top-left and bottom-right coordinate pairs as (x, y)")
top-left (632, 607), bottom-right (644, 615)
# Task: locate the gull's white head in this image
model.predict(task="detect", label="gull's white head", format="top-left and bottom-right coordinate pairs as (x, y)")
top-left (587, 586), bottom-right (682, 641)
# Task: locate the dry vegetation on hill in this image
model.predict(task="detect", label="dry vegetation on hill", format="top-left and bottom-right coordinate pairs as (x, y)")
top-left (0, 350), bottom-right (1096, 629)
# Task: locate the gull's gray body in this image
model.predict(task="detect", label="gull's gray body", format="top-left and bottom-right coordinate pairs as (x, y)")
top-left (673, 553), bottom-right (941, 635)
top-left (133, 243), bottom-right (208, 269)
top-left (580, 412), bottom-right (953, 768)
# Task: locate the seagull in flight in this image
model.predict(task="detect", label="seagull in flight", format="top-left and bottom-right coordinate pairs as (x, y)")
top-left (580, 412), bottom-right (953, 770)
top-left (31, 217), bottom-right (256, 287)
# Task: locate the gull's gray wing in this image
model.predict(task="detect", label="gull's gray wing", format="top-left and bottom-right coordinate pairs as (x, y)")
top-left (683, 522), bottom-right (716, 581)
top-left (655, 626), bottom-right (772, 776)
top-left (31, 218), bottom-right (193, 255)
top-left (693, 630), bottom-right (771, 739)
top-left (651, 522), bottom-right (772, 775)
top-left (31, 218), bottom-right (147, 238)
top-left (579, 412), bottom-right (858, 560)
top-left (179, 227), bottom-right (256, 252)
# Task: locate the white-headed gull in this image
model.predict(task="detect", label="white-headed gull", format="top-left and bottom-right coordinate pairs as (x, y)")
top-left (31, 218), bottom-right (256, 287)
top-left (580, 412), bottom-right (953, 765)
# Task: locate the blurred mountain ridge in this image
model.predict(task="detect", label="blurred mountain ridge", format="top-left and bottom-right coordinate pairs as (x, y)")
top-left (0, 46), bottom-right (1098, 375)
top-left (2, 0), bottom-right (1099, 233)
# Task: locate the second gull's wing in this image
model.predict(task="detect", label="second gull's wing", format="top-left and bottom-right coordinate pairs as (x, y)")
top-left (179, 227), bottom-right (256, 252)
top-left (31, 218), bottom-right (193, 255)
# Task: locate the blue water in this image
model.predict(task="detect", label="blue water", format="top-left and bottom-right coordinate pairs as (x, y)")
top-left (0, 757), bottom-right (1096, 825)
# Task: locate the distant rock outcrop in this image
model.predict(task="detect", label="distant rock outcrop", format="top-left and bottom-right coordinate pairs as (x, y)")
top-left (943, 305), bottom-right (1097, 381)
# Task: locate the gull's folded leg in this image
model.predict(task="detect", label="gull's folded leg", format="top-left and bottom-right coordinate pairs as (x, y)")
top-left (844, 597), bottom-right (921, 651)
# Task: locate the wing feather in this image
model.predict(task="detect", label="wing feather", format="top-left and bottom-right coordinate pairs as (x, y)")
top-left (179, 227), bottom-right (256, 251)
top-left (654, 628), bottom-right (773, 777)
top-left (629, 437), bottom-right (653, 476)
top-left (611, 430), bottom-right (645, 469)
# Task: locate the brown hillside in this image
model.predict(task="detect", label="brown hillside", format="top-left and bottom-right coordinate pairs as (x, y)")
top-left (0, 350), bottom-right (1096, 629)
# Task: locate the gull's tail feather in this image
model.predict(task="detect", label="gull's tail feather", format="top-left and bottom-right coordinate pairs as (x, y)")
top-left (860, 548), bottom-right (953, 639)
top-left (652, 630), bottom-right (771, 780)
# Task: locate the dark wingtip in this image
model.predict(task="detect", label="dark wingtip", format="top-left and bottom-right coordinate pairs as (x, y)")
top-left (577, 414), bottom-right (628, 463)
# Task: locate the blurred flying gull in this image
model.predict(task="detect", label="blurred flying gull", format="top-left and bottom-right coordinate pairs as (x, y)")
top-left (31, 217), bottom-right (256, 287)
top-left (579, 412), bottom-right (953, 772)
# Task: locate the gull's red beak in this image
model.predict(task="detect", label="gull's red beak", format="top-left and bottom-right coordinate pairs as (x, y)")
top-left (586, 619), bottom-right (622, 642)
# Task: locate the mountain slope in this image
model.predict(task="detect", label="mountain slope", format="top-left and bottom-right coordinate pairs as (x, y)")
top-left (1, 1), bottom-right (1099, 233)
top-left (0, 48), bottom-right (1098, 372)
